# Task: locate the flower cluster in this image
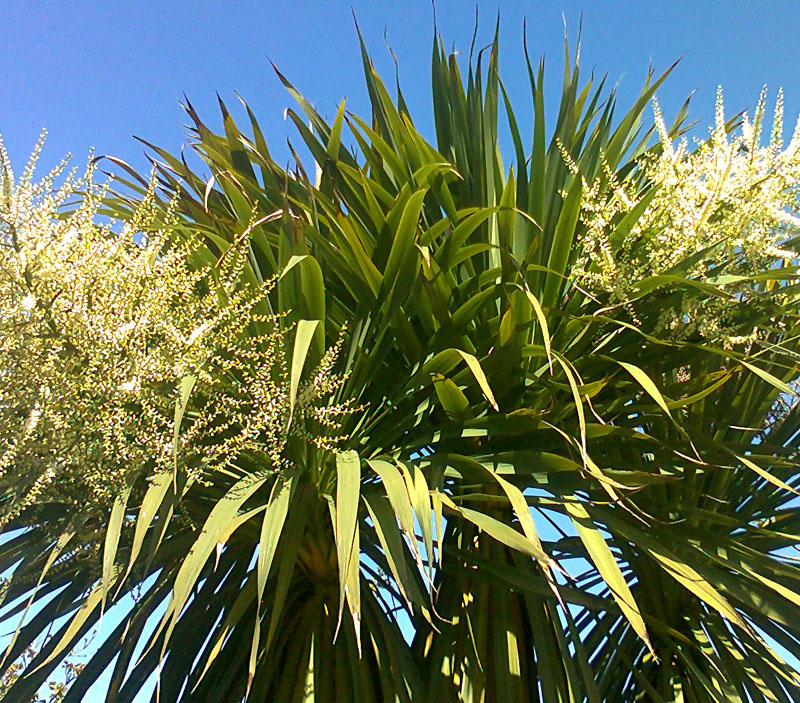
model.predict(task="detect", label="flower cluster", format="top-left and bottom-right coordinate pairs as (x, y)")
top-left (292, 330), bottom-right (364, 451)
top-left (0, 135), bottom-right (353, 527)
top-left (572, 89), bottom-right (800, 341)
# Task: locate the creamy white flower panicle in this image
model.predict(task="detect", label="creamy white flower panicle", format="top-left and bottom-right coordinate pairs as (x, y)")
top-left (573, 89), bottom-right (800, 343)
top-left (0, 136), bottom-right (354, 527)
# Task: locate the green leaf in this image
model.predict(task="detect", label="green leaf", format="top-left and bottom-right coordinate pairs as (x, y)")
top-left (542, 175), bottom-right (582, 308)
top-left (733, 452), bottom-right (798, 496)
top-left (441, 493), bottom-right (549, 562)
top-left (0, 527), bottom-right (76, 671)
top-left (666, 371), bottom-right (732, 409)
top-left (432, 373), bottom-right (472, 421)
top-left (327, 99), bottom-right (346, 160)
top-left (368, 459), bottom-right (419, 561)
top-left (741, 360), bottom-right (797, 397)
top-left (380, 189), bottom-right (427, 302)
top-left (601, 510), bottom-right (746, 629)
top-left (248, 472), bottom-right (296, 695)
top-left (455, 350), bottom-right (498, 410)
top-left (173, 375), bottom-right (196, 479)
top-left (520, 285), bottom-right (552, 368)
top-left (363, 493), bottom-right (427, 616)
top-left (33, 582), bottom-right (108, 674)
top-left (616, 360), bottom-right (674, 420)
top-left (101, 482), bottom-right (132, 612)
top-left (564, 501), bottom-right (653, 655)
top-left (279, 255), bottom-right (326, 351)
top-left (158, 475), bottom-right (269, 657)
top-left (492, 471), bottom-right (564, 591)
top-left (288, 319), bottom-right (321, 427)
top-left (121, 469), bottom-right (173, 588)
top-left (401, 462), bottom-right (435, 581)
top-left (334, 450), bottom-right (361, 648)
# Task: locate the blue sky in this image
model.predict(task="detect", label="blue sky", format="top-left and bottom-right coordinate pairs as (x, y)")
top-left (3, 1), bottom-right (800, 178)
top-left (3, 1), bottom-right (800, 700)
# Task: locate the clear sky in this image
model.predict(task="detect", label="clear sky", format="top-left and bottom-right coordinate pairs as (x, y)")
top-left (2, 1), bottom-right (800, 700)
top-left (3, 0), bottom-right (800, 178)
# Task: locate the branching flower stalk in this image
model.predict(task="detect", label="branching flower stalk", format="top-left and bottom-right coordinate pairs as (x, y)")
top-left (0, 135), bottom-right (354, 532)
top-left (574, 88), bottom-right (800, 344)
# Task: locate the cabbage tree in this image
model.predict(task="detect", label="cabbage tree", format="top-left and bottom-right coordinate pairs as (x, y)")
top-left (1, 24), bottom-right (800, 703)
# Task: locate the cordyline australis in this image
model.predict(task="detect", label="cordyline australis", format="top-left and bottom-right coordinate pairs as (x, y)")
top-left (2, 25), bottom-right (800, 703)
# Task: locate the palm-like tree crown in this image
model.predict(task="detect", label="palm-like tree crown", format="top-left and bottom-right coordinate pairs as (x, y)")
top-left (1, 26), bottom-right (800, 703)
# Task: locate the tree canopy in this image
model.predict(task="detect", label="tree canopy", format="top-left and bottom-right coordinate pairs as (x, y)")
top-left (2, 26), bottom-right (800, 703)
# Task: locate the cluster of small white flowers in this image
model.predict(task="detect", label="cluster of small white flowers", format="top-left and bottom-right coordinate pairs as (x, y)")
top-left (572, 89), bottom-right (800, 342)
top-left (292, 330), bottom-right (365, 451)
top-left (0, 136), bottom-right (353, 527)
